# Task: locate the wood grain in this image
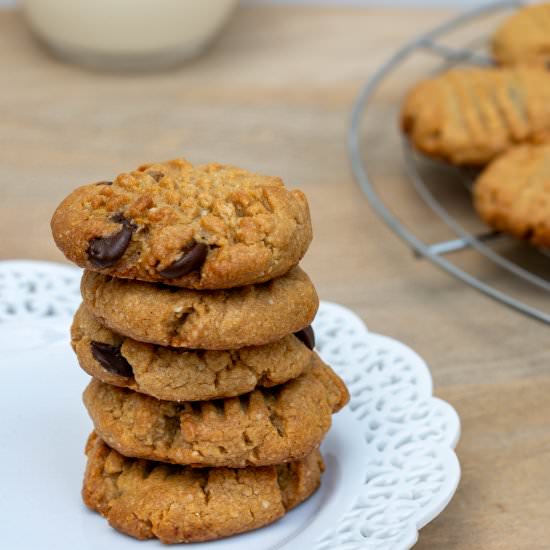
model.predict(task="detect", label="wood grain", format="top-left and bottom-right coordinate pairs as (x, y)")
top-left (0, 6), bottom-right (549, 548)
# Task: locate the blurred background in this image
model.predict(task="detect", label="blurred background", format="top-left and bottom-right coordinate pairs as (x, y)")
top-left (0, 1), bottom-right (492, 6)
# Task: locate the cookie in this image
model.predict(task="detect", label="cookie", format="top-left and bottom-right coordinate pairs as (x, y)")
top-left (83, 432), bottom-right (323, 543)
top-left (492, 3), bottom-right (550, 68)
top-left (83, 356), bottom-right (349, 468)
top-left (473, 143), bottom-right (550, 248)
top-left (401, 67), bottom-right (550, 165)
top-left (80, 267), bottom-right (318, 349)
top-left (71, 304), bottom-right (315, 401)
top-left (51, 159), bottom-right (312, 289)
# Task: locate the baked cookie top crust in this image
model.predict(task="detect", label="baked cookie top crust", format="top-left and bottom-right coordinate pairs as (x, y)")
top-left (71, 304), bottom-right (315, 401)
top-left (51, 159), bottom-right (312, 289)
top-left (83, 355), bottom-right (349, 468)
top-left (492, 3), bottom-right (550, 68)
top-left (474, 143), bottom-right (550, 248)
top-left (83, 432), bottom-right (324, 544)
top-left (401, 67), bottom-right (550, 165)
top-left (80, 267), bottom-right (318, 349)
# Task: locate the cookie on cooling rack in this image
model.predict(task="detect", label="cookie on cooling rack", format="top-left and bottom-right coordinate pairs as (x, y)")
top-left (51, 158), bottom-right (312, 290)
top-left (492, 3), bottom-right (550, 68)
top-left (401, 67), bottom-right (550, 165)
top-left (83, 432), bottom-right (324, 544)
top-left (83, 355), bottom-right (349, 468)
top-left (473, 143), bottom-right (550, 248)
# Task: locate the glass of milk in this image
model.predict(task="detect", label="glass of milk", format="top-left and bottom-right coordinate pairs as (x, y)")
top-left (20, 0), bottom-right (239, 71)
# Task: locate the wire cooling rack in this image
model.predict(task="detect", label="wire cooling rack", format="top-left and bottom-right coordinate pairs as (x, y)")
top-left (348, 0), bottom-right (550, 325)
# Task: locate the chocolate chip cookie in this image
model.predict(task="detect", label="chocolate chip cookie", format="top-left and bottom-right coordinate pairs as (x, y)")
top-left (83, 356), bottom-right (349, 468)
top-left (492, 3), bottom-right (550, 68)
top-left (72, 304), bottom-right (315, 401)
top-left (51, 159), bottom-right (312, 289)
top-left (401, 67), bottom-right (550, 165)
top-left (473, 143), bottom-right (550, 247)
top-left (80, 267), bottom-right (318, 349)
top-left (83, 432), bottom-right (323, 543)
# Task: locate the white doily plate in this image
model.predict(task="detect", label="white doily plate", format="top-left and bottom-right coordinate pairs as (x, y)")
top-left (0, 260), bottom-right (460, 550)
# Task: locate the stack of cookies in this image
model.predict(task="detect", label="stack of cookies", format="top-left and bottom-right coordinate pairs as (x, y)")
top-left (51, 159), bottom-right (349, 543)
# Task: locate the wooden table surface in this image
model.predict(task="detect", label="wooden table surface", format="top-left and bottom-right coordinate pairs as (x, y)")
top-left (1, 5), bottom-right (549, 549)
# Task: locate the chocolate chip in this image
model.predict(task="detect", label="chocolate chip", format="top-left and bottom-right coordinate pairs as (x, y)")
top-left (90, 341), bottom-right (133, 377)
top-left (153, 282), bottom-right (180, 292)
top-left (110, 212), bottom-right (132, 225)
top-left (95, 181), bottom-right (113, 186)
top-left (87, 214), bottom-right (136, 268)
top-left (159, 242), bottom-right (208, 279)
top-left (147, 170), bottom-right (164, 182)
top-left (294, 326), bottom-right (315, 350)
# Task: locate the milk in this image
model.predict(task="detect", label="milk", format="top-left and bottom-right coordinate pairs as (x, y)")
top-left (21, 0), bottom-right (238, 70)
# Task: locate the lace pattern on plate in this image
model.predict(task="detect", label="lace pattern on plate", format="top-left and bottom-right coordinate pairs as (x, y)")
top-left (313, 303), bottom-right (460, 550)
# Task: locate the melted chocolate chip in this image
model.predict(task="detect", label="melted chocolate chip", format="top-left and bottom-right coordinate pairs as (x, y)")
top-left (147, 170), bottom-right (164, 182)
top-left (294, 326), bottom-right (315, 350)
top-left (90, 341), bottom-right (133, 377)
top-left (110, 212), bottom-right (132, 225)
top-left (87, 214), bottom-right (136, 268)
top-left (153, 282), bottom-right (181, 292)
top-left (159, 242), bottom-right (208, 279)
top-left (95, 181), bottom-right (113, 186)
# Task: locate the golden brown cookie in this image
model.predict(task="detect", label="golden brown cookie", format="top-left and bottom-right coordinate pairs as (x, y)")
top-left (51, 159), bottom-right (312, 289)
top-left (83, 432), bottom-right (323, 543)
top-left (473, 143), bottom-right (550, 247)
top-left (80, 267), bottom-right (318, 349)
top-left (401, 67), bottom-right (550, 165)
top-left (492, 3), bottom-right (550, 68)
top-left (71, 304), bottom-right (315, 401)
top-left (83, 356), bottom-right (349, 468)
